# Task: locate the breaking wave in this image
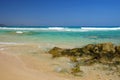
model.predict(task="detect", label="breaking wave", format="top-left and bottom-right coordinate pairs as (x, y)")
top-left (81, 27), bottom-right (120, 31)
top-left (0, 26), bottom-right (120, 32)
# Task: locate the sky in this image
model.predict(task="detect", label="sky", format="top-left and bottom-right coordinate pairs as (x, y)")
top-left (0, 0), bottom-right (120, 26)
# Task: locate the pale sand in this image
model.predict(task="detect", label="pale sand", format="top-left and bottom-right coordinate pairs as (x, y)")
top-left (0, 44), bottom-right (119, 80)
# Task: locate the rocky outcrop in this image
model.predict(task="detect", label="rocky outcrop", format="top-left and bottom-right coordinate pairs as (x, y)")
top-left (48, 42), bottom-right (120, 64)
top-left (48, 47), bottom-right (63, 57)
top-left (116, 46), bottom-right (120, 55)
top-left (48, 42), bottom-right (120, 75)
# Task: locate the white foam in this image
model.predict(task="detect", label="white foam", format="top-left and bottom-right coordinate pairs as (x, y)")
top-left (0, 27), bottom-right (95, 32)
top-left (16, 31), bottom-right (23, 34)
top-left (64, 29), bottom-right (88, 32)
top-left (48, 27), bottom-right (65, 30)
top-left (0, 27), bottom-right (120, 32)
top-left (81, 27), bottom-right (120, 31)
top-left (0, 27), bottom-right (42, 30)
top-left (48, 27), bottom-right (88, 32)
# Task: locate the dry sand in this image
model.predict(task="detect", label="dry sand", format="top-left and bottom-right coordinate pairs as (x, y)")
top-left (0, 44), bottom-right (119, 80)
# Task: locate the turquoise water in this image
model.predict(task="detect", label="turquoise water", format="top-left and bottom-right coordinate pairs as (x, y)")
top-left (0, 26), bottom-right (120, 47)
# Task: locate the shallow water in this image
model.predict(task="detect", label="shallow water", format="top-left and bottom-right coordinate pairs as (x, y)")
top-left (0, 26), bottom-right (120, 47)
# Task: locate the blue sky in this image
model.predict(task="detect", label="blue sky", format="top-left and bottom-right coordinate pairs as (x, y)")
top-left (0, 0), bottom-right (120, 26)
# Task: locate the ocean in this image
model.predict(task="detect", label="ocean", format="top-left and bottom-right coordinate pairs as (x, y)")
top-left (0, 26), bottom-right (120, 47)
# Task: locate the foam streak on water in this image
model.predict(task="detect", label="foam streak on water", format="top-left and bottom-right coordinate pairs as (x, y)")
top-left (0, 26), bottom-right (120, 32)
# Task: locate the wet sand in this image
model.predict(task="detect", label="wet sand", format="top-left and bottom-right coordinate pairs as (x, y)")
top-left (0, 43), bottom-right (119, 80)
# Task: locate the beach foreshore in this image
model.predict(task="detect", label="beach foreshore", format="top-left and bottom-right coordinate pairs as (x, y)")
top-left (0, 43), bottom-right (119, 80)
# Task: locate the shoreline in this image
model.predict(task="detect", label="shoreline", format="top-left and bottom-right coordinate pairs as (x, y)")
top-left (0, 43), bottom-right (120, 80)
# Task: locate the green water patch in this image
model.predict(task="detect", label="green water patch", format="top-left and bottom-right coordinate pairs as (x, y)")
top-left (0, 30), bottom-right (120, 46)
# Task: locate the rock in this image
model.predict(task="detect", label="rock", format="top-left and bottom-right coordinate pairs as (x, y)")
top-left (70, 57), bottom-right (78, 62)
top-left (49, 47), bottom-right (82, 57)
top-left (48, 43), bottom-right (120, 76)
top-left (61, 49), bottom-right (70, 56)
top-left (112, 57), bottom-right (120, 63)
top-left (113, 46), bottom-right (120, 63)
top-left (115, 46), bottom-right (120, 55)
top-left (81, 44), bottom-right (100, 60)
top-left (69, 48), bottom-right (82, 56)
top-left (85, 43), bottom-right (116, 62)
top-left (48, 42), bottom-right (120, 64)
top-left (85, 44), bottom-right (95, 50)
top-left (99, 43), bottom-right (115, 61)
top-left (93, 44), bottom-right (102, 54)
top-left (81, 44), bottom-right (95, 55)
top-left (81, 44), bottom-right (95, 57)
top-left (48, 47), bottom-right (63, 57)
top-left (71, 63), bottom-right (81, 74)
top-left (93, 46), bottom-right (100, 54)
top-left (62, 48), bottom-right (82, 56)
top-left (101, 43), bottom-right (115, 54)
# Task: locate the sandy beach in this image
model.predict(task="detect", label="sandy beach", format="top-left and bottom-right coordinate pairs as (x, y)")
top-left (0, 43), bottom-right (119, 80)
top-left (1, 0), bottom-right (120, 79)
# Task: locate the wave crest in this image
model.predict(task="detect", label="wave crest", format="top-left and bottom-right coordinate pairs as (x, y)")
top-left (48, 27), bottom-right (64, 30)
top-left (0, 26), bottom-right (120, 32)
top-left (81, 27), bottom-right (120, 30)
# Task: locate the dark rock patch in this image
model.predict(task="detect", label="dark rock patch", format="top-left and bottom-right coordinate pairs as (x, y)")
top-left (48, 42), bottom-right (120, 75)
